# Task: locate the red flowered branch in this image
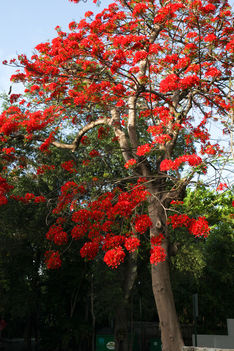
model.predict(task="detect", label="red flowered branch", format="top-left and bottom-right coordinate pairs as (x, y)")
top-left (0, 0), bottom-right (233, 272)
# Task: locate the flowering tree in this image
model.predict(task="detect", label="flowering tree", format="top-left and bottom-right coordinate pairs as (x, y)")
top-left (0, 0), bottom-right (233, 349)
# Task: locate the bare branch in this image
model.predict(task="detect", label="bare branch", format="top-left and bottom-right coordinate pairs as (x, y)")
top-left (72, 117), bottom-right (110, 151)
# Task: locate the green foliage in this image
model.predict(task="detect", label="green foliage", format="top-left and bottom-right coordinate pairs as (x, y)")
top-left (170, 186), bottom-right (234, 330)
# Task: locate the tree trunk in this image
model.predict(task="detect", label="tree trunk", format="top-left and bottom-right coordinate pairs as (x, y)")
top-left (24, 315), bottom-right (32, 351)
top-left (114, 303), bottom-right (129, 351)
top-left (149, 199), bottom-right (184, 351)
top-left (151, 261), bottom-right (184, 351)
top-left (114, 251), bottom-right (138, 351)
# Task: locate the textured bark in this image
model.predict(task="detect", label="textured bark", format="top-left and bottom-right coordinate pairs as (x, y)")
top-left (149, 198), bottom-right (184, 351)
top-left (151, 261), bottom-right (184, 351)
top-left (114, 304), bottom-right (129, 351)
top-left (114, 252), bottom-right (138, 351)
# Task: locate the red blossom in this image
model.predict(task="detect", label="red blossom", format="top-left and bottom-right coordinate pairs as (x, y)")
top-left (159, 74), bottom-right (178, 93)
top-left (150, 246), bottom-right (166, 265)
top-left (72, 209), bottom-right (91, 223)
top-left (39, 131), bottom-right (56, 152)
top-left (160, 154), bottom-right (202, 171)
top-left (147, 125), bottom-right (163, 136)
top-left (89, 149), bottom-right (100, 157)
top-left (37, 164), bottom-right (55, 175)
top-left (154, 134), bottom-right (172, 144)
top-left (133, 50), bottom-right (148, 64)
top-left (134, 214), bottom-right (152, 233)
top-left (45, 251), bottom-right (62, 269)
top-left (204, 34), bottom-right (217, 42)
top-left (34, 195), bottom-right (46, 203)
top-left (136, 144), bottom-right (152, 156)
top-left (205, 67), bottom-right (222, 78)
top-left (169, 214), bottom-right (191, 229)
top-left (46, 224), bottom-right (68, 245)
top-left (169, 214), bottom-right (210, 238)
top-left (216, 183), bottom-right (228, 191)
top-left (24, 193), bottom-right (35, 201)
top-left (102, 234), bottom-right (125, 251)
top-left (80, 241), bottom-right (99, 260)
top-left (71, 224), bottom-right (88, 239)
top-left (174, 57), bottom-right (190, 69)
top-left (201, 3), bottom-right (216, 14)
top-left (2, 147), bottom-right (15, 155)
top-left (104, 246), bottom-right (125, 268)
top-left (150, 233), bottom-right (164, 246)
top-left (170, 200), bottom-right (184, 206)
top-left (133, 3), bottom-right (147, 17)
top-left (124, 236), bottom-right (140, 252)
top-left (61, 160), bottom-right (76, 173)
top-left (124, 159), bottom-right (137, 169)
top-left (178, 75), bottom-right (200, 89)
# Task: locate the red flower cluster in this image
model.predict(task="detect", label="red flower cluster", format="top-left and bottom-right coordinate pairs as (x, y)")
top-left (53, 181), bottom-right (86, 214)
top-left (72, 209), bottom-right (91, 223)
top-left (124, 159), bottom-right (137, 169)
top-left (0, 175), bottom-right (13, 205)
top-left (46, 183), bottom-right (151, 268)
top-left (154, 134), bottom-right (172, 144)
top-left (169, 214), bottom-right (210, 238)
top-left (134, 214), bottom-right (152, 233)
top-left (71, 224), bottom-right (88, 239)
top-left (150, 246), bottom-right (166, 265)
top-left (216, 183), bottom-right (228, 191)
top-left (150, 233), bottom-right (164, 246)
top-left (132, 3), bottom-right (147, 17)
top-left (89, 149), bottom-right (100, 157)
top-left (2, 147), bottom-right (15, 154)
top-left (160, 154), bottom-right (202, 171)
top-left (39, 131), bottom-right (56, 152)
top-left (124, 236), bottom-right (140, 252)
top-left (170, 200), bottom-right (184, 206)
top-left (133, 50), bottom-right (148, 64)
top-left (204, 34), bottom-right (217, 42)
top-left (189, 217), bottom-right (210, 238)
top-left (61, 160), bottom-right (76, 173)
top-left (46, 224), bottom-right (68, 245)
top-left (201, 3), bottom-right (216, 14)
top-left (80, 241), bottom-right (99, 260)
top-left (147, 125), bottom-right (164, 136)
top-left (136, 144), bottom-right (152, 156)
top-left (10, 192), bottom-right (46, 204)
top-left (102, 234), bottom-right (125, 251)
top-left (160, 74), bottom-right (178, 93)
top-left (34, 195), bottom-right (47, 203)
top-left (45, 251), bottom-right (61, 269)
top-left (178, 75), bottom-right (200, 89)
top-left (104, 246), bottom-right (126, 268)
top-left (37, 164), bottom-right (55, 175)
top-left (160, 74), bottom-right (200, 93)
top-left (154, 3), bottom-right (184, 24)
top-left (97, 126), bottom-right (109, 139)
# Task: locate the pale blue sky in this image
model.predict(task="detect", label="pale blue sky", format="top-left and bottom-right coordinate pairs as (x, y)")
top-left (0, 0), bottom-right (111, 93)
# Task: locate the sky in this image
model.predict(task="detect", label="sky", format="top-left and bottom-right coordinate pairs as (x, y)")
top-left (0, 0), bottom-right (112, 94)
